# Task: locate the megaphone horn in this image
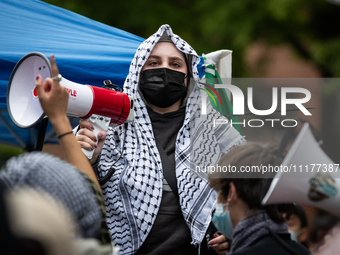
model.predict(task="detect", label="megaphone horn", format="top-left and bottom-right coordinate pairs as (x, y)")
top-left (7, 52), bottom-right (134, 159)
top-left (262, 122), bottom-right (340, 217)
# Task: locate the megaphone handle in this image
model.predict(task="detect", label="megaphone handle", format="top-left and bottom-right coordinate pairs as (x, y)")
top-left (82, 114), bottom-right (111, 160)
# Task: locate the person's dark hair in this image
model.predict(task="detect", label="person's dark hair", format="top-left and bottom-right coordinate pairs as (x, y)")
top-left (209, 142), bottom-right (293, 224)
top-left (292, 204), bottom-right (308, 228)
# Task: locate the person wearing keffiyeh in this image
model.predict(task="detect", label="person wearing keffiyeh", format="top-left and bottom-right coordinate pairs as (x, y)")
top-left (76, 24), bottom-right (245, 254)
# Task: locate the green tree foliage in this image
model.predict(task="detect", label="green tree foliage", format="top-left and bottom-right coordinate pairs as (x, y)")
top-left (42, 0), bottom-right (340, 77)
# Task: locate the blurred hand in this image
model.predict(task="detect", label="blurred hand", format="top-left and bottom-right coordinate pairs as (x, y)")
top-left (208, 233), bottom-right (230, 255)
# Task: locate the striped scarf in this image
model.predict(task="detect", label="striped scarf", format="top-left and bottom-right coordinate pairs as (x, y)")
top-left (97, 24), bottom-right (245, 254)
top-left (230, 210), bottom-right (288, 253)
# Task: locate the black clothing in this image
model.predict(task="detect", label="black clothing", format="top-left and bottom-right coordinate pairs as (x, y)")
top-left (136, 189), bottom-right (198, 255)
top-left (136, 107), bottom-right (198, 255)
top-left (148, 106), bottom-right (186, 165)
top-left (136, 107), bottom-right (217, 255)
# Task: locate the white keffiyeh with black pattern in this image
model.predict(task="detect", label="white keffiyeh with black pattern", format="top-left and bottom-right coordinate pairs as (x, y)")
top-left (96, 24), bottom-right (245, 254)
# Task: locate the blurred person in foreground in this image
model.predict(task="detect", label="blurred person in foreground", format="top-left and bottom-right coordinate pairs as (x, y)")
top-left (209, 142), bottom-right (311, 255)
top-left (0, 150), bottom-right (108, 242)
top-left (0, 182), bottom-right (116, 255)
top-left (0, 55), bottom-right (118, 254)
top-left (0, 180), bottom-right (74, 255)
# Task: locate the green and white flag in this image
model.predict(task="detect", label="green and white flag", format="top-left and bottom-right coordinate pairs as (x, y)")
top-left (201, 51), bottom-right (242, 135)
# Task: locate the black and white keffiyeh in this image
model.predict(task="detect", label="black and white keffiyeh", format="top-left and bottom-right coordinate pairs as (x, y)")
top-left (97, 24), bottom-right (245, 254)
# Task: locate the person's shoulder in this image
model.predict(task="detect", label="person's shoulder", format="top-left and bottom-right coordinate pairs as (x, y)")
top-left (232, 234), bottom-right (311, 255)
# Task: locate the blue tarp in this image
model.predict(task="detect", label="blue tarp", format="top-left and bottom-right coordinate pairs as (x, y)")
top-left (0, 0), bottom-right (205, 149)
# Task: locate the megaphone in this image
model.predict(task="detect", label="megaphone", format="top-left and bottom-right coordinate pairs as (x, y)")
top-left (262, 122), bottom-right (340, 217)
top-left (7, 52), bottom-right (134, 158)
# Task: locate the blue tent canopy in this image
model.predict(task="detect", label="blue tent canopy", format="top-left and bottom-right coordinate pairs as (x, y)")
top-left (0, 0), bottom-right (205, 149)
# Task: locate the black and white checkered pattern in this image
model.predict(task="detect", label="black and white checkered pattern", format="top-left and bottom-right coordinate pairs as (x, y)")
top-left (97, 24), bottom-right (245, 254)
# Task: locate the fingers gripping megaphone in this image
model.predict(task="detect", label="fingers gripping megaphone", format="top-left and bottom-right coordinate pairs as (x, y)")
top-left (7, 52), bottom-right (134, 159)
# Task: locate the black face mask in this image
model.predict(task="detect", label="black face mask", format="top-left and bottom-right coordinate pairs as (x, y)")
top-left (139, 68), bottom-right (187, 108)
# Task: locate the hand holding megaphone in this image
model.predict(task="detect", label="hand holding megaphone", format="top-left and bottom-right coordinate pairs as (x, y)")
top-left (35, 55), bottom-right (102, 189)
top-left (34, 54), bottom-right (109, 160)
top-left (76, 119), bottom-right (107, 165)
top-left (7, 52), bottom-right (134, 160)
